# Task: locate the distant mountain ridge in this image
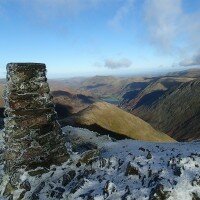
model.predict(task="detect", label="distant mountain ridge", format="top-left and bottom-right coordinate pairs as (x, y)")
top-left (0, 68), bottom-right (200, 141)
top-left (130, 78), bottom-right (200, 141)
top-left (63, 68), bottom-right (200, 141)
top-left (121, 76), bottom-right (194, 111)
top-left (166, 68), bottom-right (200, 78)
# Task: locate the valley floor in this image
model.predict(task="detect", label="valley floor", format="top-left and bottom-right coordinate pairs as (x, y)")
top-left (0, 126), bottom-right (200, 200)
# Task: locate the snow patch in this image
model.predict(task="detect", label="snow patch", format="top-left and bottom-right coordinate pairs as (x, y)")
top-left (0, 126), bottom-right (199, 200)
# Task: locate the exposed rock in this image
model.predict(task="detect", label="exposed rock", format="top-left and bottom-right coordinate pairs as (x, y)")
top-left (62, 170), bottom-right (76, 187)
top-left (148, 174), bottom-right (162, 187)
top-left (50, 187), bottom-right (65, 199)
top-left (20, 180), bottom-right (31, 191)
top-left (28, 168), bottom-right (49, 177)
top-left (147, 151), bottom-right (152, 159)
top-left (70, 179), bottom-right (86, 194)
top-left (192, 192), bottom-right (200, 200)
top-left (139, 147), bottom-right (146, 152)
top-left (103, 180), bottom-right (117, 198)
top-left (149, 183), bottom-right (170, 200)
top-left (79, 189), bottom-right (95, 199)
top-left (173, 166), bottom-right (182, 176)
top-left (125, 162), bottom-right (139, 176)
top-left (99, 158), bottom-right (107, 168)
top-left (121, 185), bottom-right (131, 200)
top-left (76, 169), bottom-right (95, 181)
top-left (192, 176), bottom-right (200, 186)
top-left (30, 181), bottom-right (45, 200)
top-left (17, 190), bottom-right (26, 200)
top-left (78, 149), bottom-right (99, 165)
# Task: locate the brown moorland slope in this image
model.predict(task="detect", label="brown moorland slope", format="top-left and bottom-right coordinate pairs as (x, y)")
top-left (131, 79), bottom-right (200, 141)
top-left (62, 101), bottom-right (175, 142)
top-left (121, 76), bottom-right (194, 111)
top-left (50, 80), bottom-right (95, 119)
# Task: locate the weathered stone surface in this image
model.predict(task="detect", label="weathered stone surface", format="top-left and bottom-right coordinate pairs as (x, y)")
top-left (149, 183), bottom-right (170, 200)
top-left (30, 181), bottom-right (45, 200)
top-left (20, 180), bottom-right (31, 191)
top-left (3, 63), bottom-right (69, 176)
top-left (78, 149), bottom-right (99, 165)
top-left (125, 162), bottom-right (139, 176)
top-left (62, 170), bottom-right (76, 186)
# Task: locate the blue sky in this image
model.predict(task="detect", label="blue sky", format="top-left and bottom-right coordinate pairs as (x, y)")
top-left (0, 0), bottom-right (200, 78)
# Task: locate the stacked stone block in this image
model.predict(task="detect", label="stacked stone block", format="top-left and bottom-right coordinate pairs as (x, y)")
top-left (3, 63), bottom-right (69, 174)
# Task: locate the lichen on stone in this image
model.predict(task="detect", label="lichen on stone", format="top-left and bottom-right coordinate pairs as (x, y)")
top-left (3, 63), bottom-right (69, 198)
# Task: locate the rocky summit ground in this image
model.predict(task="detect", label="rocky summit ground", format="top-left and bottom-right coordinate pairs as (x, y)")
top-left (0, 127), bottom-right (200, 200)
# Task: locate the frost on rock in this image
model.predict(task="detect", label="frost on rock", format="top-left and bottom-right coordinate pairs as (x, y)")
top-left (1, 126), bottom-right (199, 200)
top-left (1, 63), bottom-right (69, 198)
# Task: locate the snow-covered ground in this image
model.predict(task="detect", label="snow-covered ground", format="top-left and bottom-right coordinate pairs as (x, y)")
top-left (0, 126), bottom-right (200, 200)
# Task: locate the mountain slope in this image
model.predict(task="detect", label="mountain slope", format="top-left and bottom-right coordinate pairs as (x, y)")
top-left (132, 79), bottom-right (200, 141)
top-left (121, 76), bottom-right (194, 111)
top-left (52, 90), bottom-right (95, 119)
top-left (62, 102), bottom-right (175, 142)
top-left (72, 75), bottom-right (153, 101)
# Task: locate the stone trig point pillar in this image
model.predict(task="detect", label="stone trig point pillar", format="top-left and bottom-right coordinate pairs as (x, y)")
top-left (4, 63), bottom-right (68, 174)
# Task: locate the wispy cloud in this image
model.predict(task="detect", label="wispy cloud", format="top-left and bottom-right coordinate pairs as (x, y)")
top-left (143, 0), bottom-right (182, 51)
top-left (108, 0), bottom-right (135, 30)
top-left (143, 0), bottom-right (200, 52)
top-left (179, 51), bottom-right (200, 67)
top-left (108, 0), bottom-right (200, 53)
top-left (104, 58), bottom-right (132, 69)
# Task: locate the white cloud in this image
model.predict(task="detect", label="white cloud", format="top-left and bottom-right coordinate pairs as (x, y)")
top-left (143, 0), bottom-right (200, 52)
top-left (179, 51), bottom-right (200, 67)
top-left (104, 58), bottom-right (132, 69)
top-left (143, 0), bottom-right (182, 51)
top-left (108, 0), bottom-right (200, 53)
top-left (108, 0), bottom-right (135, 30)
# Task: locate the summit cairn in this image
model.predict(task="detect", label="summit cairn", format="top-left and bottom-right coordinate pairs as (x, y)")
top-left (3, 63), bottom-right (69, 175)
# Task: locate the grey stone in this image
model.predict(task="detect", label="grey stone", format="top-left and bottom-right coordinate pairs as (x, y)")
top-left (3, 63), bottom-right (69, 196)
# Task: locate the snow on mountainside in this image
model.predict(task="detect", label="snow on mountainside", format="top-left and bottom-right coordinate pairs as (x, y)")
top-left (0, 126), bottom-right (200, 200)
